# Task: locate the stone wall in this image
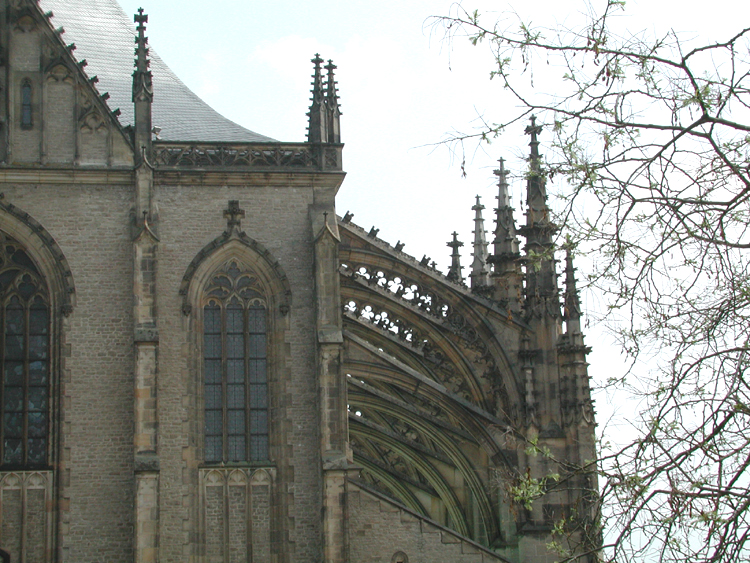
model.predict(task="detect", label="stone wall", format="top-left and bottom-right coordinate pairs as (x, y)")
top-left (347, 482), bottom-right (512, 563)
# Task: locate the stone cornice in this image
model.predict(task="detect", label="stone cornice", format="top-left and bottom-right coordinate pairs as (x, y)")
top-left (0, 168), bottom-right (134, 185)
top-left (153, 169), bottom-right (346, 188)
top-left (0, 167), bottom-right (346, 189)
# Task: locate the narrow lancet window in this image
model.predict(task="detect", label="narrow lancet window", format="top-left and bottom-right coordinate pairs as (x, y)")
top-left (20, 80), bottom-right (32, 130)
top-left (203, 261), bottom-right (268, 463)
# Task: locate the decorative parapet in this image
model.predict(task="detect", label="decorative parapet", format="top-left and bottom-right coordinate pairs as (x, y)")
top-left (150, 142), bottom-right (343, 171)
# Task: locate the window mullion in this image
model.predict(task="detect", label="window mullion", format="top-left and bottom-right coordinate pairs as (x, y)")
top-left (221, 304), bottom-right (228, 464)
top-left (22, 303), bottom-right (29, 466)
top-left (244, 306), bottom-right (250, 462)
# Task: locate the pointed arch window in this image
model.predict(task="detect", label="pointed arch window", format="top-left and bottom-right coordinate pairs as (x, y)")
top-left (0, 237), bottom-right (49, 468)
top-left (20, 80), bottom-right (32, 130)
top-left (203, 260), bottom-right (269, 464)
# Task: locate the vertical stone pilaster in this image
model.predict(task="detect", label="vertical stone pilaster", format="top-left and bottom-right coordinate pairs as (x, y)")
top-left (311, 201), bottom-right (350, 563)
top-left (135, 472), bottom-right (159, 563)
top-left (133, 159), bottom-right (159, 563)
top-left (322, 469), bottom-right (347, 563)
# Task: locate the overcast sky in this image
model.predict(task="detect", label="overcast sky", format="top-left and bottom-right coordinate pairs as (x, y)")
top-left (112, 0), bottom-right (747, 423)
top-left (111, 0), bottom-right (744, 270)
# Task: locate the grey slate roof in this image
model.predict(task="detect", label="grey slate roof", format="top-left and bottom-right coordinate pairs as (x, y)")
top-left (39, 0), bottom-right (275, 143)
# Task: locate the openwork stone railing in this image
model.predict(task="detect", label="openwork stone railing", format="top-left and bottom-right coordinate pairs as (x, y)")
top-left (150, 142), bottom-right (342, 171)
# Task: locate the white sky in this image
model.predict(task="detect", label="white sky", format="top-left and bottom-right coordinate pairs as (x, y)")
top-left (114, 0), bottom-right (747, 430)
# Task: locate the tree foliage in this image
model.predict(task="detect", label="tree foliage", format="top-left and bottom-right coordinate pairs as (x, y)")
top-left (434, 2), bottom-right (750, 562)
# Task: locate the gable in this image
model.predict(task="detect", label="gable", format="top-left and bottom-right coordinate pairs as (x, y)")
top-left (3, 0), bottom-right (132, 166)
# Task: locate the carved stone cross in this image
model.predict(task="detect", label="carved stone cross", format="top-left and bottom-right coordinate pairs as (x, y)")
top-left (224, 200), bottom-right (245, 231)
top-left (134, 8), bottom-right (148, 28)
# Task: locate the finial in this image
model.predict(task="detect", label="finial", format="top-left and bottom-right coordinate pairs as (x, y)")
top-left (472, 194), bottom-right (484, 211)
top-left (525, 115), bottom-right (543, 160)
top-left (470, 196), bottom-right (491, 289)
top-left (563, 247), bottom-right (582, 323)
top-left (311, 54), bottom-right (325, 99)
top-left (493, 158), bottom-right (510, 204)
top-left (307, 54), bottom-right (328, 143)
top-left (132, 8), bottom-right (153, 104)
top-left (488, 155), bottom-right (523, 309)
top-left (324, 59), bottom-right (342, 143)
top-left (325, 60), bottom-right (338, 101)
top-left (446, 232), bottom-right (464, 284)
top-left (491, 156), bottom-right (520, 258)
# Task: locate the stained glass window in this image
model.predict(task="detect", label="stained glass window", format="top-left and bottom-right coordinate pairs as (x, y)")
top-left (203, 261), bottom-right (268, 463)
top-left (0, 236), bottom-right (49, 468)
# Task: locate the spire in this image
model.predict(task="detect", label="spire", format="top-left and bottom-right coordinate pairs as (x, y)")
top-left (470, 196), bottom-right (491, 289)
top-left (522, 115), bottom-right (553, 236)
top-left (558, 246), bottom-right (593, 430)
top-left (519, 117), bottom-right (559, 304)
top-left (132, 8), bottom-right (153, 157)
top-left (307, 54), bottom-right (327, 143)
top-left (446, 232), bottom-right (464, 284)
top-left (491, 158), bottom-right (520, 259)
top-left (325, 59), bottom-right (341, 143)
top-left (488, 157), bottom-right (523, 311)
top-left (563, 248), bottom-right (582, 335)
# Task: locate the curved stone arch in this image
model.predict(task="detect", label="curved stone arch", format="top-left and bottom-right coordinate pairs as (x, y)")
top-left (25, 471), bottom-right (48, 489)
top-left (446, 292), bottom-right (523, 382)
top-left (348, 391), bottom-right (501, 542)
top-left (343, 307), bottom-right (490, 411)
top-left (202, 468), bottom-right (226, 487)
top-left (350, 419), bottom-right (471, 537)
top-left (341, 248), bottom-right (521, 402)
top-left (0, 200), bottom-right (76, 316)
top-left (44, 60), bottom-right (75, 84)
top-left (249, 467), bottom-right (273, 486)
top-left (0, 472), bottom-right (22, 489)
top-left (344, 320), bottom-right (444, 387)
top-left (344, 359), bottom-right (517, 472)
top-left (343, 281), bottom-right (520, 411)
top-left (354, 451), bottom-right (429, 517)
top-left (227, 468), bottom-right (248, 486)
top-left (181, 233), bottom-right (291, 317)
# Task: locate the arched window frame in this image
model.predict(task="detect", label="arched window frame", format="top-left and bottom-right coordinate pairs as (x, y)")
top-left (20, 79), bottom-right (33, 130)
top-left (0, 235), bottom-right (51, 469)
top-left (201, 259), bottom-right (270, 465)
top-left (182, 228), bottom-right (292, 473)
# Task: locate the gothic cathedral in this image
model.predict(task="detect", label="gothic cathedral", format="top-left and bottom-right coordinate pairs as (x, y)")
top-left (0, 1), bottom-right (598, 562)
